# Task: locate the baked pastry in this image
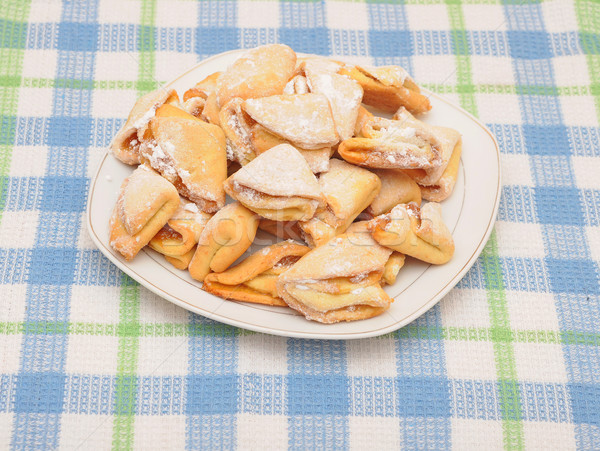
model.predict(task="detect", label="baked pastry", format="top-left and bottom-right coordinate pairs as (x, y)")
top-left (202, 91), bottom-right (221, 126)
top-left (303, 63), bottom-right (363, 141)
top-left (217, 44), bottom-right (297, 108)
top-left (354, 106), bottom-right (374, 136)
top-left (345, 221), bottom-right (405, 285)
top-left (249, 122), bottom-right (332, 173)
top-left (243, 94), bottom-right (339, 149)
top-left (149, 198), bottom-right (212, 259)
top-left (188, 202), bottom-right (259, 282)
top-left (219, 97), bottom-right (255, 164)
top-left (338, 64), bottom-right (431, 114)
top-left (277, 230), bottom-right (394, 323)
top-left (224, 144), bottom-right (325, 221)
top-left (383, 251), bottom-right (405, 285)
top-left (109, 165), bottom-right (180, 261)
top-left (110, 88), bottom-right (179, 165)
top-left (365, 169), bottom-right (422, 217)
top-left (165, 247), bottom-right (196, 270)
top-left (338, 116), bottom-right (442, 170)
top-left (299, 56), bottom-right (343, 75)
top-left (258, 219), bottom-right (304, 241)
top-left (283, 75), bottom-right (310, 95)
top-left (183, 71), bottom-right (222, 101)
top-left (203, 241), bottom-right (310, 306)
top-left (140, 104), bottom-right (227, 213)
top-left (220, 94), bottom-right (336, 171)
top-left (299, 159), bottom-right (381, 247)
top-left (393, 107), bottom-right (462, 201)
top-left (182, 72), bottom-right (223, 122)
top-left (419, 146), bottom-right (461, 202)
top-left (368, 202), bottom-right (454, 264)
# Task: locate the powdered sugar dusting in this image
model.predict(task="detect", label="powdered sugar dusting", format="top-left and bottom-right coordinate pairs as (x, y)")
top-left (230, 144), bottom-right (322, 199)
top-left (133, 105), bottom-right (157, 130)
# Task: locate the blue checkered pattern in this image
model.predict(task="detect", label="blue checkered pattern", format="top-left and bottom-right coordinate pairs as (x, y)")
top-left (1, 0), bottom-right (599, 449)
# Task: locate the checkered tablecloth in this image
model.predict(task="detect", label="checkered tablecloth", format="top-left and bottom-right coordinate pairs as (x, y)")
top-left (1, 0), bottom-right (599, 449)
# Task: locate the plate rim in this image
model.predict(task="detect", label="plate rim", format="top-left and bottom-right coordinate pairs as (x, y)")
top-left (86, 49), bottom-right (502, 340)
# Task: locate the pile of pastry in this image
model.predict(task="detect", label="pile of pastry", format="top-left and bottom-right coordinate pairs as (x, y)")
top-left (108, 44), bottom-right (461, 324)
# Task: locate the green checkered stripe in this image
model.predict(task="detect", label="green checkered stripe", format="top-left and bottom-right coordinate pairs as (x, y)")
top-left (0, 0), bottom-right (599, 449)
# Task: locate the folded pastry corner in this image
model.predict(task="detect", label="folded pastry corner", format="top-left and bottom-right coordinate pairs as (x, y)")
top-left (183, 71), bottom-right (222, 102)
top-left (165, 247), bottom-right (196, 270)
top-left (277, 230), bottom-right (394, 323)
top-left (354, 106), bottom-right (374, 137)
top-left (140, 107), bottom-right (227, 213)
top-left (202, 91), bottom-right (221, 126)
top-left (339, 64), bottom-right (431, 115)
top-left (203, 241), bottom-right (310, 306)
top-left (283, 75), bottom-right (310, 95)
top-left (243, 94), bottom-right (339, 150)
top-left (366, 169), bottom-right (422, 217)
top-left (217, 44), bottom-right (297, 108)
top-left (346, 221), bottom-right (405, 286)
top-left (299, 159), bottom-right (381, 247)
top-left (188, 202), bottom-right (259, 282)
top-left (109, 165), bottom-right (180, 261)
top-left (338, 116), bottom-right (442, 170)
top-left (418, 142), bottom-right (461, 202)
top-left (249, 122), bottom-right (332, 174)
top-left (303, 64), bottom-right (363, 141)
top-left (110, 88), bottom-right (179, 165)
top-left (149, 198), bottom-right (212, 258)
top-left (224, 144), bottom-right (325, 222)
top-left (393, 107), bottom-right (462, 201)
top-left (219, 97), bottom-right (259, 165)
top-left (368, 202), bottom-right (454, 265)
top-left (383, 251), bottom-right (405, 285)
top-left (181, 96), bottom-right (206, 119)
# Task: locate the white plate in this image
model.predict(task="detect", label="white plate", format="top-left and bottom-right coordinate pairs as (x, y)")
top-left (86, 49), bottom-right (501, 340)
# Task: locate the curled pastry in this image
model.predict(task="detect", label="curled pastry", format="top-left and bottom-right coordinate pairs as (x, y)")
top-left (354, 106), bottom-right (374, 137)
top-left (393, 107), bottom-right (462, 201)
top-left (303, 63), bottom-right (363, 141)
top-left (368, 202), bottom-right (454, 265)
top-left (219, 98), bottom-right (256, 165)
top-left (299, 159), bottom-right (381, 247)
top-left (149, 199), bottom-right (212, 258)
top-left (202, 91), bottom-right (221, 126)
top-left (277, 230), bottom-right (394, 324)
top-left (365, 169), bottom-right (422, 217)
top-left (183, 71), bottom-right (222, 101)
top-left (109, 165), bottom-right (180, 261)
top-left (258, 219), bottom-right (304, 241)
top-left (224, 144), bottom-right (325, 222)
top-left (203, 241), bottom-right (310, 306)
top-left (346, 221), bottom-right (405, 286)
top-left (383, 251), bottom-right (405, 285)
top-left (338, 116), bottom-right (442, 170)
top-left (188, 203), bottom-right (259, 282)
top-left (181, 97), bottom-right (205, 119)
top-left (140, 104), bottom-right (227, 213)
top-left (418, 144), bottom-right (462, 202)
top-left (110, 88), bottom-right (179, 165)
top-left (217, 44), bottom-right (297, 108)
top-left (338, 64), bottom-right (431, 115)
top-left (165, 247), bottom-right (196, 270)
top-left (283, 75), bottom-right (310, 95)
